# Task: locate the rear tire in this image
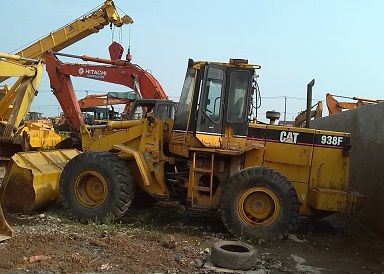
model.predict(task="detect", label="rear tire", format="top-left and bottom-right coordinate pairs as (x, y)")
top-left (220, 167), bottom-right (299, 241)
top-left (60, 151), bottom-right (135, 223)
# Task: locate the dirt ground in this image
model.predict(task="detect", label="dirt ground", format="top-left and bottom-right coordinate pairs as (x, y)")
top-left (0, 202), bottom-right (383, 274)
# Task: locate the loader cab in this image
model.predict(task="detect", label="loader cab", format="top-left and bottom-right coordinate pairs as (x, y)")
top-left (170, 59), bottom-right (260, 155)
top-left (128, 99), bottom-right (176, 120)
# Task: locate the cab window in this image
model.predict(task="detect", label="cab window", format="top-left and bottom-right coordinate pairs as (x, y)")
top-left (226, 71), bottom-right (249, 123)
top-left (202, 67), bottom-right (224, 123)
top-left (173, 68), bottom-right (196, 130)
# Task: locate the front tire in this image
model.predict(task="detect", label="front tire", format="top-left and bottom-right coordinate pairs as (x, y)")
top-left (60, 151), bottom-right (135, 223)
top-left (220, 167), bottom-right (299, 241)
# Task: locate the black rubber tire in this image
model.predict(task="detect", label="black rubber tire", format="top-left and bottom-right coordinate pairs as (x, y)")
top-left (60, 151), bottom-right (135, 223)
top-left (220, 167), bottom-right (299, 241)
top-left (131, 189), bottom-right (157, 209)
top-left (211, 241), bottom-right (257, 270)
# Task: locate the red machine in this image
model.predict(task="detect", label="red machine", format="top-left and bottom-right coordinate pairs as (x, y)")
top-left (78, 93), bottom-right (134, 109)
top-left (44, 42), bottom-right (167, 131)
top-left (326, 93), bottom-right (383, 115)
top-left (78, 92), bottom-right (140, 117)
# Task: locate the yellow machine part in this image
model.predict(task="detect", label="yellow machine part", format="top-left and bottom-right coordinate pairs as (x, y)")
top-left (22, 121), bottom-right (62, 149)
top-left (0, 149), bottom-right (80, 213)
top-left (0, 55), bottom-right (43, 128)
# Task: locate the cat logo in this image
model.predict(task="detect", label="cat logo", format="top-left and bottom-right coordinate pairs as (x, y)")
top-left (280, 131), bottom-right (299, 144)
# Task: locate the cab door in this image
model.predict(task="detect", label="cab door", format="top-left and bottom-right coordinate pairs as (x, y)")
top-left (195, 66), bottom-right (225, 147)
top-left (223, 69), bottom-right (252, 137)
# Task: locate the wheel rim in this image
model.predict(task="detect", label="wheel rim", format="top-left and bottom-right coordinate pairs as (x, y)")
top-left (74, 171), bottom-right (108, 208)
top-left (237, 187), bottom-right (280, 227)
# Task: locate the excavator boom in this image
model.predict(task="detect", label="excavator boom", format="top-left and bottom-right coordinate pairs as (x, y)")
top-left (325, 93), bottom-right (383, 115)
top-left (45, 47), bottom-right (167, 132)
top-left (294, 101), bottom-right (323, 127)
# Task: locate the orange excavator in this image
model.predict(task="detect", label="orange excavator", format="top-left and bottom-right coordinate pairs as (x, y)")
top-left (45, 42), bottom-right (167, 136)
top-left (294, 92), bottom-right (384, 127)
top-left (54, 91), bottom-right (140, 131)
top-left (79, 91), bottom-right (140, 118)
top-left (78, 92), bottom-right (138, 109)
top-left (326, 93), bottom-right (384, 115)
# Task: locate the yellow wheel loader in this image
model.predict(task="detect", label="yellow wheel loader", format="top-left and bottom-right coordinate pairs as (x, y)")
top-left (51, 58), bottom-right (364, 240)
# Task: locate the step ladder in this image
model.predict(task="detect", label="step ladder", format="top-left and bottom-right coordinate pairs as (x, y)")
top-left (191, 151), bottom-right (214, 207)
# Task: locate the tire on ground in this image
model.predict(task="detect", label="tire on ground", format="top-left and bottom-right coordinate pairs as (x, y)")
top-left (211, 241), bottom-right (257, 270)
top-left (60, 151), bottom-right (135, 223)
top-left (220, 166), bottom-right (299, 241)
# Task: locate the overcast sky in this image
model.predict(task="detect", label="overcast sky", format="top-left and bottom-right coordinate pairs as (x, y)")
top-left (2, 0), bottom-right (384, 121)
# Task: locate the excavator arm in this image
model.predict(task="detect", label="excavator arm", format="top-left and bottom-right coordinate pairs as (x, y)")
top-left (78, 92), bottom-right (139, 109)
top-left (45, 52), bottom-right (85, 131)
top-left (44, 47), bottom-right (167, 131)
top-left (325, 93), bottom-right (383, 115)
top-left (294, 101), bottom-right (323, 127)
top-left (326, 93), bottom-right (358, 115)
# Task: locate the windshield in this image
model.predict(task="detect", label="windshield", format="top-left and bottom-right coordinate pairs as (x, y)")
top-left (173, 68), bottom-right (196, 131)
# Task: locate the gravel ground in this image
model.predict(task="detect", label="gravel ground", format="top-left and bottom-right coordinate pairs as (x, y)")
top-left (0, 201), bottom-right (383, 273)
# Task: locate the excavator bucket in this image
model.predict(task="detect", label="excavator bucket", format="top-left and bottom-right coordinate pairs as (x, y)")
top-left (0, 149), bottom-right (80, 213)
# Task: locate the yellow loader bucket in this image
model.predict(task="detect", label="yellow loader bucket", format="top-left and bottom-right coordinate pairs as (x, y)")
top-left (0, 149), bottom-right (80, 213)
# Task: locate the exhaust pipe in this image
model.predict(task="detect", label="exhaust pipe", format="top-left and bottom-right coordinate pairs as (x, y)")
top-left (306, 79), bottom-right (315, 128)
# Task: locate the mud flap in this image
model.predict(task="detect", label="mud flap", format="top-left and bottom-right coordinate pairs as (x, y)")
top-left (1, 149), bottom-right (80, 213)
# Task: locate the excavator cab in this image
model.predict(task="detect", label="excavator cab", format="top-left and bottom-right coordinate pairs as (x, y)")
top-left (170, 59), bottom-right (260, 155)
top-left (127, 99), bottom-right (176, 120)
